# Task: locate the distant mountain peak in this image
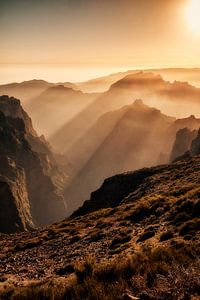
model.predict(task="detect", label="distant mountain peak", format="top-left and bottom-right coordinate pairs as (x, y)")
top-left (133, 99), bottom-right (144, 106)
top-left (45, 84), bottom-right (80, 94)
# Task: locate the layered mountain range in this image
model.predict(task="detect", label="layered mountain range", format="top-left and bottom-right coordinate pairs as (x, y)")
top-left (77, 67), bottom-right (200, 92)
top-left (0, 69), bottom-right (200, 298)
top-left (64, 100), bottom-right (200, 215)
top-left (1, 71), bottom-right (200, 155)
top-left (26, 85), bottom-right (99, 138)
top-left (0, 93), bottom-right (199, 223)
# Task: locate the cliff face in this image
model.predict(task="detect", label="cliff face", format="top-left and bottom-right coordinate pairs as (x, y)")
top-left (170, 128), bottom-right (197, 162)
top-left (0, 95), bottom-right (37, 136)
top-left (0, 157), bottom-right (33, 233)
top-left (191, 129), bottom-right (200, 156)
top-left (0, 96), bottom-right (67, 233)
top-left (169, 125), bottom-right (200, 162)
top-left (0, 95), bottom-right (67, 193)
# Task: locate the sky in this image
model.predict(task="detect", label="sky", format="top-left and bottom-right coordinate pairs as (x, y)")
top-left (0, 0), bottom-right (200, 82)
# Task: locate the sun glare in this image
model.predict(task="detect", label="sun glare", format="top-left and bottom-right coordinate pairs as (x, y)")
top-left (186, 0), bottom-right (200, 34)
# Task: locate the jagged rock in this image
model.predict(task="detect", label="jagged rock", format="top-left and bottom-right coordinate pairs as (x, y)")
top-left (191, 128), bottom-right (200, 156)
top-left (0, 96), bottom-right (67, 233)
top-left (170, 128), bottom-right (197, 162)
top-left (0, 95), bottom-right (37, 135)
top-left (0, 158), bottom-right (34, 233)
top-left (0, 95), bottom-right (67, 192)
top-left (173, 150), bottom-right (191, 163)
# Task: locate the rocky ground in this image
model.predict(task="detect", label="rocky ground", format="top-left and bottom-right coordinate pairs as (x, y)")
top-left (0, 156), bottom-right (200, 299)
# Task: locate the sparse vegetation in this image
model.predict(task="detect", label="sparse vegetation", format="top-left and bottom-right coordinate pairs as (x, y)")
top-left (159, 230), bottom-right (174, 241)
top-left (0, 157), bottom-right (200, 299)
top-left (1, 245), bottom-right (199, 300)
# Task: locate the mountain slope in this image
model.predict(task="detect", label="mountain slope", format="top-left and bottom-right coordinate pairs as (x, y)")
top-left (77, 67), bottom-right (200, 92)
top-left (27, 85), bottom-right (99, 139)
top-left (170, 128), bottom-right (198, 162)
top-left (0, 80), bottom-right (54, 106)
top-left (52, 72), bottom-right (200, 154)
top-left (0, 156), bottom-right (199, 299)
top-left (0, 80), bottom-right (77, 106)
top-left (191, 129), bottom-right (200, 156)
top-left (0, 96), bottom-right (67, 233)
top-left (64, 100), bottom-right (200, 215)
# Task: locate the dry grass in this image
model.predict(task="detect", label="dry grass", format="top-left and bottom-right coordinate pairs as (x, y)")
top-left (1, 244), bottom-right (199, 300)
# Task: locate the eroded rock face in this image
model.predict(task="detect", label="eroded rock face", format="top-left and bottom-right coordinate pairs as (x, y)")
top-left (170, 128), bottom-right (197, 162)
top-left (0, 158), bottom-right (34, 233)
top-left (191, 129), bottom-right (200, 156)
top-left (0, 96), bottom-right (67, 233)
top-left (0, 95), bottom-right (37, 136)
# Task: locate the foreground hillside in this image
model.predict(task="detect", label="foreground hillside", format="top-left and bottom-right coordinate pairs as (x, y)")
top-left (0, 156), bottom-right (199, 299)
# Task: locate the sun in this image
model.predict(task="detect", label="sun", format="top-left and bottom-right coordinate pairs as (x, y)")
top-left (186, 0), bottom-right (200, 34)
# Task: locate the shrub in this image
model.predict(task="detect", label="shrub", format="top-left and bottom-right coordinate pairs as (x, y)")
top-left (159, 230), bottom-right (174, 241)
top-left (137, 230), bottom-right (155, 243)
top-left (179, 219), bottom-right (200, 236)
top-left (109, 234), bottom-right (132, 249)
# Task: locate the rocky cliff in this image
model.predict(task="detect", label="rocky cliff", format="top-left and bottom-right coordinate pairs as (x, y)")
top-left (0, 95), bottom-right (67, 193)
top-left (191, 128), bottom-right (200, 156)
top-left (169, 125), bottom-right (200, 162)
top-left (0, 157), bottom-right (33, 233)
top-left (0, 96), bottom-right (67, 233)
top-left (170, 128), bottom-right (197, 162)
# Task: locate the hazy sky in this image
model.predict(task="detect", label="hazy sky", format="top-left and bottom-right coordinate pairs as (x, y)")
top-left (1, 0), bottom-right (200, 68)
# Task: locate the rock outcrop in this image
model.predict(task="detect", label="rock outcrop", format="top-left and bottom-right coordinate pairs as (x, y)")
top-left (191, 128), bottom-right (200, 156)
top-left (0, 96), bottom-right (67, 233)
top-left (170, 128), bottom-right (197, 162)
top-left (72, 165), bottom-right (168, 217)
top-left (0, 95), bottom-right (67, 193)
top-left (73, 156), bottom-right (200, 218)
top-left (169, 126), bottom-right (200, 162)
top-left (0, 157), bottom-right (34, 233)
